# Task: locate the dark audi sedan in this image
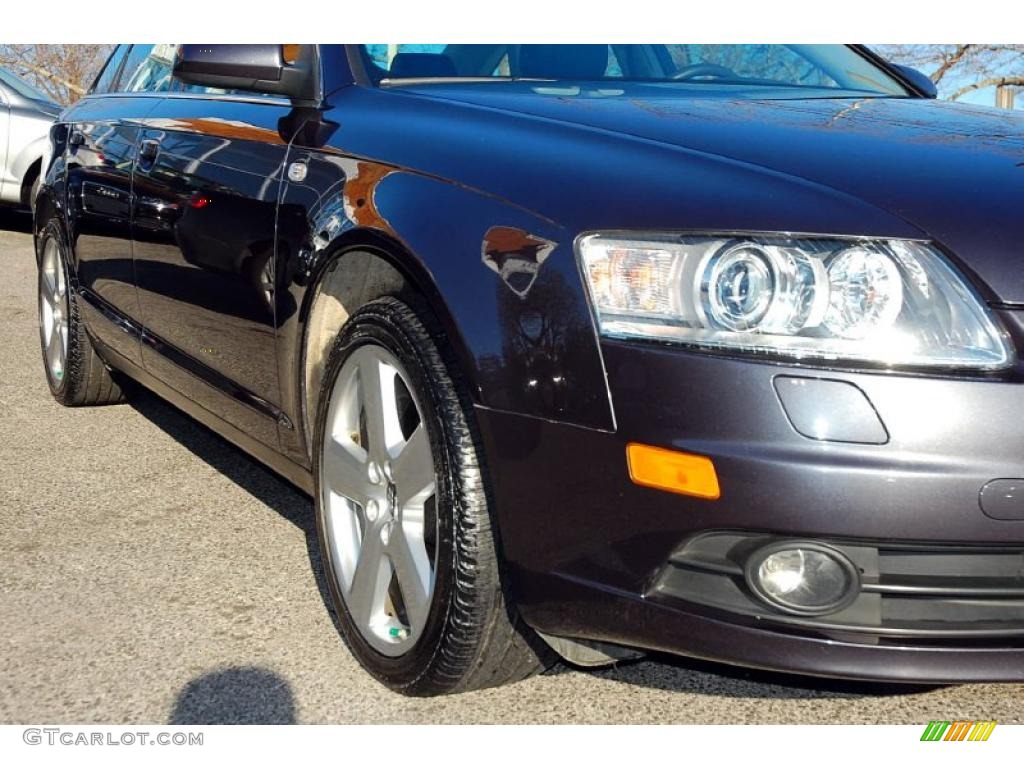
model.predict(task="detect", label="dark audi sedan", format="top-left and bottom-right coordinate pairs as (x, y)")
top-left (35, 44), bottom-right (1024, 694)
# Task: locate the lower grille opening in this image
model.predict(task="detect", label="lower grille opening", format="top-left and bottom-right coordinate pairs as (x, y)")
top-left (648, 531), bottom-right (1024, 647)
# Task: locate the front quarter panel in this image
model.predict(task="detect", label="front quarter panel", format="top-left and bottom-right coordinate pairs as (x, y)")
top-left (372, 171), bottom-right (613, 429)
top-left (276, 127), bottom-right (615, 466)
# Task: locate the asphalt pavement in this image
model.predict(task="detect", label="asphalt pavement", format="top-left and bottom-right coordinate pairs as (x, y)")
top-left (1, 208), bottom-right (1022, 724)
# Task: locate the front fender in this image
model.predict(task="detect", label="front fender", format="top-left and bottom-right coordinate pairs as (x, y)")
top-left (278, 150), bottom-right (615, 436)
top-left (33, 123), bottom-right (69, 248)
top-left (373, 171), bottom-right (614, 431)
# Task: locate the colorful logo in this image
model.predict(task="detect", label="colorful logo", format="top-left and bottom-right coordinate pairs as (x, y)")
top-left (920, 720), bottom-right (997, 742)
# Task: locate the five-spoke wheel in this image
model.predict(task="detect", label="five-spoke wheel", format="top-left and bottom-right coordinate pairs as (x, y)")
top-left (38, 237), bottom-right (68, 385)
top-left (312, 295), bottom-right (551, 695)
top-left (320, 344), bottom-right (438, 655)
top-left (36, 222), bottom-right (127, 406)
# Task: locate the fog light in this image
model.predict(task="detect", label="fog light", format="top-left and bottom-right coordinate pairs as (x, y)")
top-left (746, 543), bottom-right (859, 615)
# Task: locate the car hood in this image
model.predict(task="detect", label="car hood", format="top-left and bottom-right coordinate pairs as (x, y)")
top-left (398, 85), bottom-right (1024, 303)
top-left (33, 99), bottom-right (62, 118)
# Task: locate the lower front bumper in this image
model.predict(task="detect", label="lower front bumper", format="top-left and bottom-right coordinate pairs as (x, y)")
top-left (473, 340), bottom-right (1024, 682)
top-left (519, 570), bottom-right (1024, 683)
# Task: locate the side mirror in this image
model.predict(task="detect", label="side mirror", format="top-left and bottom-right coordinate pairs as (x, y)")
top-left (892, 64), bottom-right (938, 99)
top-left (173, 44), bottom-right (319, 103)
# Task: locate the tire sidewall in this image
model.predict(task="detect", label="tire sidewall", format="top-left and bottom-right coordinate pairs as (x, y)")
top-left (312, 300), bottom-right (462, 691)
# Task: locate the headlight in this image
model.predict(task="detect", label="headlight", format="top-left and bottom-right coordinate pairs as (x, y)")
top-left (577, 233), bottom-right (1014, 369)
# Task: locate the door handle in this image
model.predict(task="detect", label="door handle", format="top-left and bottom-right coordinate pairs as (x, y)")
top-left (138, 138), bottom-right (161, 164)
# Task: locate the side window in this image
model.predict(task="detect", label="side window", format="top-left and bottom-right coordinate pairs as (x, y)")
top-left (117, 44), bottom-right (176, 94)
top-left (365, 44), bottom-right (447, 72)
top-left (91, 44), bottom-right (129, 94)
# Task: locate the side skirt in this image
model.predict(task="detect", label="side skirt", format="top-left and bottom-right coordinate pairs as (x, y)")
top-left (97, 340), bottom-right (315, 496)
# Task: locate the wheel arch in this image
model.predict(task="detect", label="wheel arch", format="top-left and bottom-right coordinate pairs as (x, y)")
top-left (296, 226), bottom-right (476, 456)
top-left (32, 121), bottom-right (69, 261)
top-left (32, 191), bottom-right (70, 269)
top-left (20, 157), bottom-right (42, 208)
top-left (287, 167), bottom-right (616, 464)
top-left (11, 133), bottom-right (49, 200)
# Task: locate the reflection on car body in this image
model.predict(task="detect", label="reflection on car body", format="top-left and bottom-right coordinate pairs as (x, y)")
top-left (33, 43), bottom-right (1024, 695)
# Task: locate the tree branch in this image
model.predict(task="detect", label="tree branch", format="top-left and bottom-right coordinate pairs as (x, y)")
top-left (930, 44), bottom-right (972, 85)
top-left (4, 60), bottom-right (86, 96)
top-left (950, 76), bottom-right (1024, 101)
top-left (0, 44), bottom-right (111, 105)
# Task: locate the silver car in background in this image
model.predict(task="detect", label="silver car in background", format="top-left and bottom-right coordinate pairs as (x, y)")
top-left (0, 68), bottom-right (60, 212)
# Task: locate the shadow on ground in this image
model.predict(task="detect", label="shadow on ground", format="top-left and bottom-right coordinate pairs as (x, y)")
top-left (563, 653), bottom-right (942, 700)
top-left (169, 667), bottom-right (296, 724)
top-left (131, 386), bottom-right (944, 704)
top-left (0, 207), bottom-right (33, 234)
top-left (128, 392), bottom-right (343, 632)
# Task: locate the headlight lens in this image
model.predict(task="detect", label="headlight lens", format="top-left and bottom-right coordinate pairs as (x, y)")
top-left (578, 233), bottom-right (1013, 369)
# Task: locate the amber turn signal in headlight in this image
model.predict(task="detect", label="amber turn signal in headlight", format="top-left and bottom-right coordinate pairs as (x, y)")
top-left (626, 443), bottom-right (720, 500)
top-left (577, 233), bottom-right (1014, 370)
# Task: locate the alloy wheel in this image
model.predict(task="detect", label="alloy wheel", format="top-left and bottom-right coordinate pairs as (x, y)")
top-left (39, 238), bottom-right (68, 384)
top-left (319, 343), bottom-right (439, 656)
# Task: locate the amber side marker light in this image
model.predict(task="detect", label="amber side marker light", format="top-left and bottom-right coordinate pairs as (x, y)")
top-left (626, 443), bottom-right (721, 500)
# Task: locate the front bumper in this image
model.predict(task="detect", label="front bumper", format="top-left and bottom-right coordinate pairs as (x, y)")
top-left (475, 336), bottom-right (1024, 682)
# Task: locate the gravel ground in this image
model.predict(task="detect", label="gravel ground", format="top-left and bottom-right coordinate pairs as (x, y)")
top-left (1, 209), bottom-right (1022, 725)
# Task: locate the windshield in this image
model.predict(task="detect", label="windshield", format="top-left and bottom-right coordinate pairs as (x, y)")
top-left (360, 45), bottom-right (909, 96)
top-left (0, 67), bottom-right (54, 103)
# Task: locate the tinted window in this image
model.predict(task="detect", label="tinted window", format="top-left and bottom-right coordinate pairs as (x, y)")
top-left (365, 44), bottom-right (446, 70)
top-left (360, 44), bottom-right (909, 96)
top-left (91, 44), bottom-right (129, 94)
top-left (118, 44), bottom-right (176, 93)
top-left (114, 44), bottom-right (150, 91)
top-left (664, 45), bottom-right (838, 88)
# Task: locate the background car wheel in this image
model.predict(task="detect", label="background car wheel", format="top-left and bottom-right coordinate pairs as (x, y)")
top-left (313, 296), bottom-right (552, 695)
top-left (37, 222), bottom-right (127, 406)
top-left (29, 173), bottom-right (41, 216)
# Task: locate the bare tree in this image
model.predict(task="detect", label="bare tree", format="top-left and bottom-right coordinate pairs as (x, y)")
top-left (872, 44), bottom-right (1024, 101)
top-left (0, 44), bottom-right (112, 105)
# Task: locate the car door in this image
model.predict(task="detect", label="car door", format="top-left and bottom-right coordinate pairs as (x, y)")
top-left (62, 45), bottom-right (153, 368)
top-left (129, 49), bottom-right (293, 447)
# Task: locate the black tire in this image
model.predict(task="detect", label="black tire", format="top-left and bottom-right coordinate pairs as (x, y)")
top-left (313, 296), bottom-right (553, 696)
top-left (37, 220), bottom-right (127, 407)
top-left (28, 172), bottom-right (41, 216)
